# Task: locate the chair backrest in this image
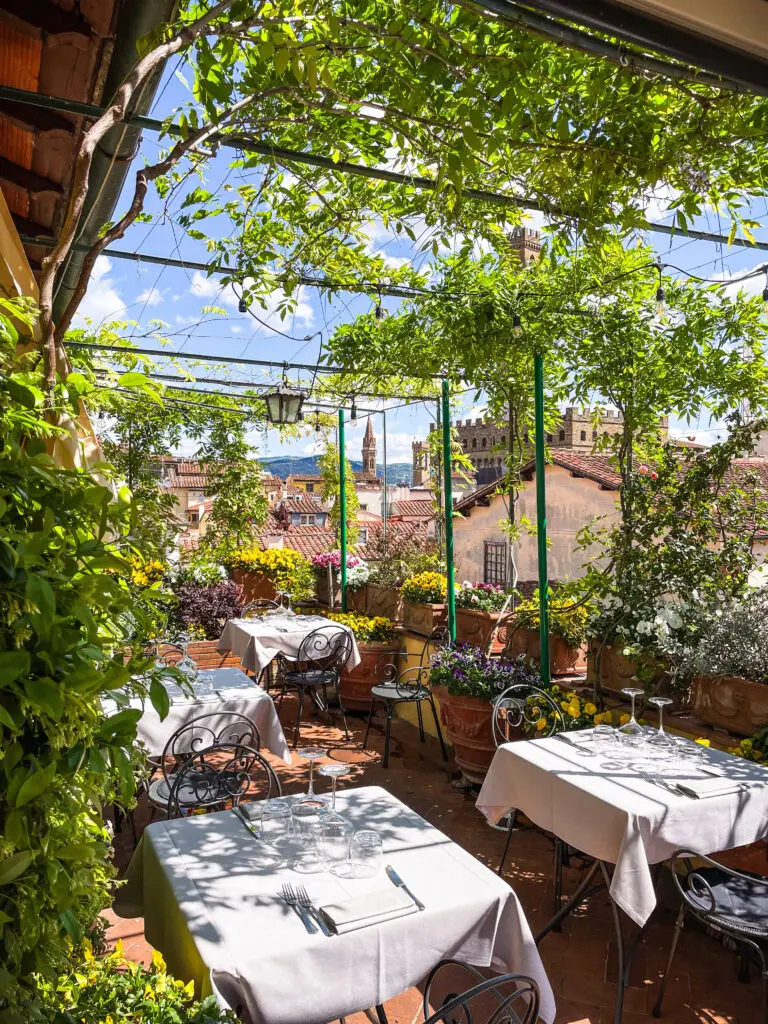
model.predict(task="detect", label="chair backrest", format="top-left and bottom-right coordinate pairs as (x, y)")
top-left (166, 741), bottom-right (281, 818)
top-left (419, 626), bottom-right (451, 668)
top-left (242, 599), bottom-right (280, 617)
top-left (160, 712), bottom-right (261, 787)
top-left (154, 642), bottom-right (185, 666)
top-left (296, 626), bottom-right (353, 674)
top-left (386, 627), bottom-right (452, 698)
top-left (492, 683), bottom-right (565, 747)
top-left (422, 959), bottom-right (539, 1024)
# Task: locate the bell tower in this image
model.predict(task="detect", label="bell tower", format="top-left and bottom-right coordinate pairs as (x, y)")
top-left (362, 416), bottom-right (376, 476)
top-left (412, 440), bottom-right (430, 486)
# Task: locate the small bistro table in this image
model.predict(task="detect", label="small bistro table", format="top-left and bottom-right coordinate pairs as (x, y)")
top-left (103, 667), bottom-right (291, 763)
top-left (115, 785), bottom-right (556, 1024)
top-left (477, 730), bottom-right (768, 1023)
top-left (218, 614), bottom-right (361, 677)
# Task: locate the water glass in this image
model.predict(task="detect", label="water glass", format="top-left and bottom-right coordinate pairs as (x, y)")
top-left (318, 817), bottom-right (354, 865)
top-left (261, 799), bottom-right (292, 845)
top-left (593, 723), bottom-right (616, 752)
top-left (351, 830), bottom-right (383, 878)
top-left (291, 798), bottom-right (324, 838)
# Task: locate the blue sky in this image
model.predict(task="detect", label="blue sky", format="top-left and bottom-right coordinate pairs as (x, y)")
top-left (74, 67), bottom-right (768, 465)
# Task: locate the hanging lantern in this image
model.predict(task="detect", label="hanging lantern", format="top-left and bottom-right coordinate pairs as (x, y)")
top-left (263, 383), bottom-right (307, 424)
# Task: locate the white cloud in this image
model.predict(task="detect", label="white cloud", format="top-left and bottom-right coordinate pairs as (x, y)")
top-left (643, 185), bottom-right (680, 224)
top-left (231, 324), bottom-right (243, 334)
top-left (72, 256), bottom-right (126, 327)
top-left (710, 262), bottom-right (766, 300)
top-left (137, 286), bottom-right (163, 307)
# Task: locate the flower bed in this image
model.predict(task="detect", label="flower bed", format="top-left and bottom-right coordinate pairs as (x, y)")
top-left (224, 547), bottom-right (315, 603)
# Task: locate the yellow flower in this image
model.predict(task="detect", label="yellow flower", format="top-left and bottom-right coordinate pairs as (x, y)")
top-left (593, 712), bottom-right (603, 725)
top-left (536, 717), bottom-right (548, 731)
top-left (152, 949), bottom-right (166, 971)
top-left (619, 713), bottom-right (630, 726)
top-left (584, 702), bottom-right (597, 716)
top-left (694, 737), bottom-right (711, 747)
top-left (741, 739), bottom-right (753, 751)
top-left (560, 700), bottom-right (571, 712)
top-left (567, 703), bottom-right (580, 718)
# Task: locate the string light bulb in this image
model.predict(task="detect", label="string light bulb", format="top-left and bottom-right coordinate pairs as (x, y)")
top-left (512, 312), bottom-right (522, 338)
top-left (762, 271), bottom-right (768, 315)
top-left (654, 261), bottom-right (665, 316)
top-left (238, 287), bottom-right (248, 314)
top-left (350, 397), bottom-right (358, 425)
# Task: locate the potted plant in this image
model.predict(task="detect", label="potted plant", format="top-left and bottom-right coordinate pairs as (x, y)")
top-left (679, 590), bottom-right (768, 736)
top-left (362, 532), bottom-right (441, 622)
top-left (429, 645), bottom-right (541, 783)
top-left (311, 551), bottom-right (363, 608)
top-left (506, 588), bottom-right (590, 675)
top-left (455, 581), bottom-right (509, 649)
top-left (224, 547), bottom-right (315, 604)
top-left (320, 611), bottom-right (400, 710)
top-left (345, 561), bottom-right (372, 613)
top-left (401, 571), bottom-right (448, 636)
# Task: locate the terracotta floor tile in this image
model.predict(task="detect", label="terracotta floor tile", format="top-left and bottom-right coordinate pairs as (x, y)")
top-left (106, 695), bottom-right (767, 1024)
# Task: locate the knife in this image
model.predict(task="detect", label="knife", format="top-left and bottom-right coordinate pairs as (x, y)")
top-left (232, 805), bottom-right (261, 839)
top-left (385, 865), bottom-right (425, 911)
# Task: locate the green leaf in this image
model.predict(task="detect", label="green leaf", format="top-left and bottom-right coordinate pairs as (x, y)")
top-left (23, 679), bottom-right (63, 720)
top-left (58, 908), bottom-right (82, 943)
top-left (0, 651), bottom-right (29, 686)
top-left (117, 371), bottom-right (150, 387)
top-left (25, 573), bottom-right (56, 621)
top-left (54, 842), bottom-right (104, 862)
top-left (97, 708), bottom-right (141, 745)
top-left (149, 675), bottom-right (170, 721)
top-left (6, 379), bottom-right (37, 409)
top-left (0, 851), bottom-right (34, 885)
top-left (15, 762), bottom-right (56, 807)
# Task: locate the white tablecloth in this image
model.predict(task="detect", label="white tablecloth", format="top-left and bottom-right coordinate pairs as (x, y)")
top-left (476, 731), bottom-right (768, 926)
top-left (115, 785), bottom-right (555, 1024)
top-left (218, 615), bottom-right (361, 676)
top-left (104, 668), bottom-right (291, 763)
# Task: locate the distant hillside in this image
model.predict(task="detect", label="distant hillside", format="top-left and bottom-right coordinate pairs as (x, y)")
top-left (260, 456), bottom-right (413, 484)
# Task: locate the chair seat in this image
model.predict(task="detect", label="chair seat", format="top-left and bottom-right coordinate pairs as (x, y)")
top-left (148, 771), bottom-right (239, 813)
top-left (371, 683), bottom-right (430, 702)
top-left (686, 867), bottom-right (768, 938)
top-left (285, 669), bottom-right (337, 687)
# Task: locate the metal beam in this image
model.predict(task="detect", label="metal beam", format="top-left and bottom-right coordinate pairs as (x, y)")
top-left (441, 380), bottom-right (456, 643)
top-left (67, 340), bottom-right (348, 374)
top-left (533, 351), bottom-right (551, 688)
top-left (0, 99), bottom-right (75, 134)
top-left (339, 409), bottom-right (348, 612)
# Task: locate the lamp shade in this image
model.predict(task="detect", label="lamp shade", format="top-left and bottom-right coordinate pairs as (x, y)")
top-left (264, 385), bottom-right (306, 424)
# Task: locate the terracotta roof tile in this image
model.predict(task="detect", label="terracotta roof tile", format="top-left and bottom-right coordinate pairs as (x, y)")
top-left (388, 499), bottom-right (435, 518)
top-left (281, 496), bottom-right (328, 515)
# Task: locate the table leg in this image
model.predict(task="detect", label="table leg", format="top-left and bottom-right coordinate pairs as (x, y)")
top-left (597, 861), bottom-right (656, 1024)
top-left (375, 1005), bottom-right (389, 1024)
top-left (535, 857), bottom-right (603, 943)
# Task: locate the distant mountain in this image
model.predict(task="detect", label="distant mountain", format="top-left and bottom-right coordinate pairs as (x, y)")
top-left (259, 455), bottom-right (413, 485)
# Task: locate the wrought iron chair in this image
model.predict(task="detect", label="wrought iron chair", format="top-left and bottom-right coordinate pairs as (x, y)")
top-left (363, 627), bottom-right (449, 769)
top-left (242, 599), bottom-right (280, 617)
top-left (276, 626), bottom-right (353, 747)
top-left (653, 850), bottom-right (768, 1021)
top-left (147, 711), bottom-right (261, 814)
top-left (492, 683), bottom-right (568, 920)
top-left (166, 741), bottom-right (281, 819)
top-left (151, 641), bottom-right (186, 665)
top-left (421, 959), bottom-right (540, 1024)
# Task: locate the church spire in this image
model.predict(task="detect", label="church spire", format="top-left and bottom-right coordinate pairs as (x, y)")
top-left (362, 416), bottom-right (376, 476)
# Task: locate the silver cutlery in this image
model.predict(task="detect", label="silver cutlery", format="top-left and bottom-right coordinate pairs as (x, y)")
top-left (640, 771), bottom-right (689, 797)
top-left (385, 864), bottom-right (425, 911)
top-left (232, 805), bottom-right (261, 839)
top-left (279, 883), bottom-right (317, 934)
top-left (296, 884), bottom-right (333, 937)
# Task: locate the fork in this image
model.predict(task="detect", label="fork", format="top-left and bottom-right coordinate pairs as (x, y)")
top-left (279, 883), bottom-right (317, 934)
top-left (296, 884), bottom-right (333, 937)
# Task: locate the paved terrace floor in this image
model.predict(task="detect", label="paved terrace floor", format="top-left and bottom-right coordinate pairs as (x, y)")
top-left (108, 695), bottom-right (766, 1024)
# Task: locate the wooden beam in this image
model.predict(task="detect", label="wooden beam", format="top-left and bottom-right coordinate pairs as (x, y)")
top-left (0, 157), bottom-right (62, 194)
top-left (11, 212), bottom-right (53, 237)
top-left (0, 100), bottom-right (75, 134)
top-left (0, 0), bottom-right (93, 36)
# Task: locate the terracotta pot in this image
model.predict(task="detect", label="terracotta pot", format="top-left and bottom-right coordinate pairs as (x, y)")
top-left (455, 607), bottom-right (498, 650)
top-left (229, 569), bottom-right (278, 605)
top-left (693, 675), bottom-right (768, 737)
top-left (403, 601), bottom-right (447, 638)
top-left (346, 588), bottom-right (367, 614)
top-left (586, 641), bottom-right (669, 694)
top-left (432, 684), bottom-right (494, 784)
top-left (505, 626), bottom-right (586, 676)
top-left (339, 640), bottom-right (401, 710)
top-left (365, 583), bottom-right (403, 622)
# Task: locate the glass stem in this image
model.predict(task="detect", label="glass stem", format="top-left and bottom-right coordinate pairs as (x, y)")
top-left (658, 706), bottom-right (665, 736)
top-left (331, 776), bottom-right (337, 812)
top-left (308, 759), bottom-right (315, 797)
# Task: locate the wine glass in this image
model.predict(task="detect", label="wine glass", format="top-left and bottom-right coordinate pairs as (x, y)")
top-left (646, 696), bottom-right (674, 754)
top-left (297, 747), bottom-right (327, 803)
top-left (318, 763), bottom-right (349, 823)
top-left (618, 687), bottom-right (645, 747)
top-left (291, 799), bottom-right (326, 873)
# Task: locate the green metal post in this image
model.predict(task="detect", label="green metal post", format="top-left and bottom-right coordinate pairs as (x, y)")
top-left (338, 408), bottom-right (348, 612)
top-left (534, 352), bottom-right (551, 686)
top-left (441, 381), bottom-right (456, 643)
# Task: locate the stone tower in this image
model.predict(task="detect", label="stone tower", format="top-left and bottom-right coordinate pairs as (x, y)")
top-left (507, 226), bottom-right (541, 263)
top-left (412, 440), bottom-right (430, 486)
top-left (362, 416), bottom-right (376, 475)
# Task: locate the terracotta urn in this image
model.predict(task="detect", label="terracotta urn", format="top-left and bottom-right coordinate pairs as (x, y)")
top-left (455, 607), bottom-right (498, 651)
top-left (505, 626), bottom-right (586, 676)
top-left (586, 641), bottom-right (669, 694)
top-left (365, 583), bottom-right (403, 622)
top-left (692, 675), bottom-right (768, 737)
top-left (432, 684), bottom-right (494, 784)
top-left (229, 569), bottom-right (278, 605)
top-left (339, 640), bottom-right (401, 711)
top-left (403, 601), bottom-right (447, 638)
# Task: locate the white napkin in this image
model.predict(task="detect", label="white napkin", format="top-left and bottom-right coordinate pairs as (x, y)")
top-left (239, 802), bottom-right (261, 822)
top-left (320, 886), bottom-right (417, 934)
top-left (676, 776), bottom-right (747, 799)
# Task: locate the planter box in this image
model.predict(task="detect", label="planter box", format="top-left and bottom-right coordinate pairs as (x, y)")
top-left (346, 588), bottom-right (367, 614)
top-left (586, 641), bottom-right (668, 695)
top-left (403, 601), bottom-right (447, 638)
top-left (339, 640), bottom-right (401, 711)
top-left (366, 583), bottom-right (403, 622)
top-left (693, 675), bottom-right (768, 737)
top-left (316, 572), bottom-right (340, 609)
top-left (506, 626), bottom-right (586, 676)
top-left (229, 569), bottom-right (277, 606)
top-left (432, 684), bottom-right (494, 784)
top-left (455, 607), bottom-right (498, 651)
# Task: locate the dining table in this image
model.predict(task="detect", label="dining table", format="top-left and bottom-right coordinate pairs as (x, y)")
top-left (218, 613), bottom-right (361, 677)
top-left (477, 728), bottom-right (768, 1023)
top-left (115, 784), bottom-right (556, 1024)
top-left (103, 666), bottom-right (291, 763)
